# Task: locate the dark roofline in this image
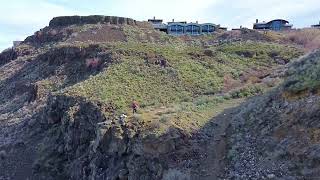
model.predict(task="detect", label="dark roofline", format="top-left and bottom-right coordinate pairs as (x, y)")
top-left (168, 21), bottom-right (187, 24)
top-left (267, 19), bottom-right (289, 24)
top-left (254, 19), bottom-right (290, 25)
top-left (185, 23), bottom-right (201, 26)
top-left (148, 19), bottom-right (163, 21)
top-left (311, 21), bottom-right (320, 27)
top-left (148, 19), bottom-right (163, 24)
top-left (167, 23), bottom-right (220, 27)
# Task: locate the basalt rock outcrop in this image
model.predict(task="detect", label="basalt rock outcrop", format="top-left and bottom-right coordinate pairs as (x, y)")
top-left (22, 15), bottom-right (138, 47)
top-left (30, 95), bottom-right (188, 180)
top-left (0, 45), bottom-right (36, 66)
top-left (49, 15), bottom-right (137, 27)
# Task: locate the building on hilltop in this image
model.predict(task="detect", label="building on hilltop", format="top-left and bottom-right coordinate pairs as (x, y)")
top-left (148, 16), bottom-right (163, 24)
top-left (167, 22), bottom-right (220, 35)
top-left (311, 21), bottom-right (320, 28)
top-left (147, 17), bottom-right (167, 32)
top-left (253, 19), bottom-right (292, 31)
top-left (148, 17), bottom-right (222, 35)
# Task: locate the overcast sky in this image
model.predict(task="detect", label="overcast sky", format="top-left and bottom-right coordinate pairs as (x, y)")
top-left (1, 0), bottom-right (319, 51)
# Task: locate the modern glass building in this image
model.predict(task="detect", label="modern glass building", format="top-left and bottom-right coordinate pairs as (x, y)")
top-left (253, 19), bottom-right (293, 31)
top-left (165, 23), bottom-right (219, 35)
top-left (148, 17), bottom-right (222, 35)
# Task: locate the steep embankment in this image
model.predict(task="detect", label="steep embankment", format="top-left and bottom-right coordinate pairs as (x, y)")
top-left (226, 51), bottom-right (320, 179)
top-left (0, 15), bottom-right (310, 180)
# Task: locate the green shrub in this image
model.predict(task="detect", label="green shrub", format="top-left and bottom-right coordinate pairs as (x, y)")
top-left (217, 42), bottom-right (302, 64)
top-left (229, 86), bottom-right (263, 98)
top-left (283, 51), bottom-right (320, 93)
top-left (159, 115), bottom-right (170, 124)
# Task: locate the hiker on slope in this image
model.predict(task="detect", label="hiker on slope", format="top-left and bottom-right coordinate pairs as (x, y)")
top-left (131, 100), bottom-right (139, 114)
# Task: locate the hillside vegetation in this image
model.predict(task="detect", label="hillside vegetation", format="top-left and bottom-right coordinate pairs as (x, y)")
top-left (61, 39), bottom-right (301, 135)
top-left (65, 41), bottom-right (300, 107)
top-left (226, 50), bottom-right (320, 179)
top-left (265, 28), bottom-right (320, 51)
top-left (1, 15), bottom-right (317, 180)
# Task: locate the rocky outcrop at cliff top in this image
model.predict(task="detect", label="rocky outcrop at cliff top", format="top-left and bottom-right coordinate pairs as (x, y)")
top-left (31, 95), bottom-right (189, 180)
top-left (0, 45), bottom-right (36, 66)
top-left (49, 15), bottom-right (137, 27)
top-left (19, 15), bottom-right (137, 47)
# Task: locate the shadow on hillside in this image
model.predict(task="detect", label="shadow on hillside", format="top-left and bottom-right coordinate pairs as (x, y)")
top-left (0, 88), bottom-right (250, 180)
top-left (0, 94), bottom-right (115, 180)
top-left (123, 99), bottom-right (249, 179)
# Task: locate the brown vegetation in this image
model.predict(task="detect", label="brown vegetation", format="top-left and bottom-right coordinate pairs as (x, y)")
top-left (286, 28), bottom-right (320, 51)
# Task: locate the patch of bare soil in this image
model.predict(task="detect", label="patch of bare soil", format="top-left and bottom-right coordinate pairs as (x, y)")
top-left (67, 24), bottom-right (127, 43)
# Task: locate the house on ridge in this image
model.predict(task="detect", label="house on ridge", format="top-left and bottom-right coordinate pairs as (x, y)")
top-left (311, 21), bottom-right (320, 28)
top-left (253, 19), bottom-right (293, 31)
top-left (148, 17), bottom-right (223, 35)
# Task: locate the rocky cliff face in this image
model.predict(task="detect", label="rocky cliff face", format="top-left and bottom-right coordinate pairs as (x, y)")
top-left (30, 95), bottom-right (191, 180)
top-left (49, 16), bottom-right (137, 27)
top-left (19, 16), bottom-right (140, 48)
top-left (0, 45), bottom-right (35, 66)
top-left (0, 42), bottom-right (123, 179)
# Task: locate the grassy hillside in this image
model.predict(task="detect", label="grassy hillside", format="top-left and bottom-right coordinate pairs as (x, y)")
top-left (60, 38), bottom-right (303, 135)
top-left (0, 22), bottom-right (303, 137)
top-left (65, 41), bottom-right (301, 106)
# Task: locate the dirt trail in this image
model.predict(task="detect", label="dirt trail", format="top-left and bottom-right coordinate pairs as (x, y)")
top-left (189, 101), bottom-right (243, 180)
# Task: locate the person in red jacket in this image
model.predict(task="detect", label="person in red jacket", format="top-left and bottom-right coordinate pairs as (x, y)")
top-left (131, 100), bottom-right (139, 114)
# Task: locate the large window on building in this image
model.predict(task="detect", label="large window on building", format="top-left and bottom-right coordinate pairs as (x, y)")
top-left (271, 21), bottom-right (282, 31)
top-left (169, 24), bottom-right (184, 35)
top-left (193, 25), bottom-right (200, 34)
top-left (186, 25), bottom-right (201, 35)
top-left (169, 25), bottom-right (175, 32)
top-left (176, 25), bottom-right (184, 34)
top-left (202, 25), bottom-right (208, 32)
top-left (202, 25), bottom-right (215, 33)
top-left (208, 25), bottom-right (214, 32)
top-left (186, 25), bottom-right (192, 34)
